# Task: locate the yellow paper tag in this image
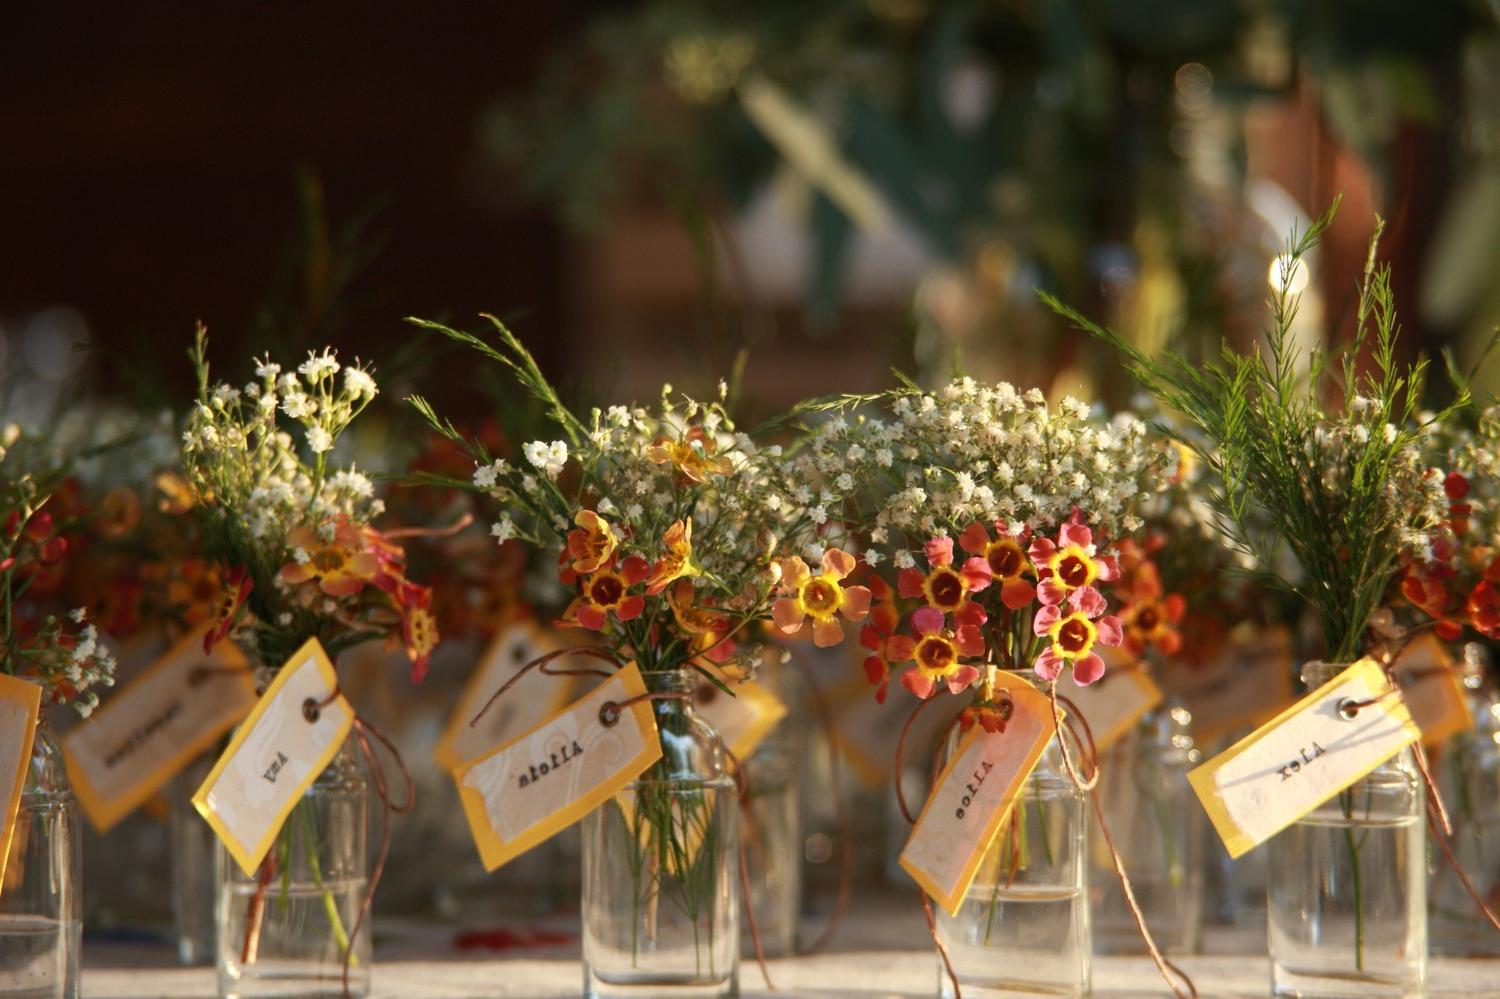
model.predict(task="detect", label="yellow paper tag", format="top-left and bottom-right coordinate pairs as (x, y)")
top-left (432, 622), bottom-right (583, 770)
top-left (454, 662), bottom-right (663, 871)
top-left (1188, 658), bottom-right (1421, 858)
top-left (63, 634), bottom-right (257, 832)
top-left (1390, 634), bottom-right (1472, 747)
top-left (0, 675), bottom-right (41, 895)
top-left (1054, 653), bottom-right (1163, 751)
top-left (192, 639), bottom-right (354, 877)
top-left (691, 670), bottom-right (788, 761)
top-left (1153, 628), bottom-right (1295, 743)
top-left (899, 671), bottom-right (1056, 916)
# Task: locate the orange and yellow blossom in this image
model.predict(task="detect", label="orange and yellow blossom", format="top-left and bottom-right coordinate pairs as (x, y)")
top-left (647, 426), bottom-right (732, 483)
top-left (567, 509), bottom-right (619, 574)
top-left (645, 518), bottom-right (698, 594)
top-left (280, 520), bottom-right (380, 597)
top-left (772, 548), bottom-right (871, 647)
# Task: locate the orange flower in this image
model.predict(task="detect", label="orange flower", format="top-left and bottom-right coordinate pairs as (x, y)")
top-left (396, 582), bottom-right (438, 683)
top-left (566, 510), bottom-right (619, 574)
top-left (1033, 604), bottom-right (1122, 685)
top-left (647, 426), bottom-right (732, 483)
top-left (1115, 560), bottom-right (1186, 656)
top-left (563, 555), bottom-right (649, 631)
top-left (958, 521), bottom-right (1035, 609)
top-left (887, 604), bottom-right (984, 699)
top-left (1029, 518), bottom-right (1119, 608)
top-left (897, 536), bottom-right (993, 613)
top-left (772, 548), bottom-right (871, 647)
top-left (204, 565), bottom-right (253, 653)
top-left (668, 580), bottom-right (736, 664)
top-left (958, 701), bottom-right (1011, 735)
top-left (858, 577), bottom-right (899, 702)
top-left (645, 518), bottom-right (698, 594)
top-left (156, 471), bottom-right (197, 515)
top-left (280, 520), bottom-right (380, 597)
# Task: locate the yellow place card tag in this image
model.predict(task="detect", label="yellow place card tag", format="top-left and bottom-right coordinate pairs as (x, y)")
top-left (1390, 634), bottom-right (1472, 747)
top-left (899, 671), bottom-right (1056, 916)
top-left (1153, 628), bottom-right (1295, 743)
top-left (1188, 658), bottom-right (1421, 859)
top-left (454, 662), bottom-right (662, 871)
top-left (192, 639), bottom-right (354, 877)
top-left (433, 622), bottom-right (583, 771)
top-left (692, 671), bottom-right (788, 760)
top-left (0, 675), bottom-right (42, 895)
top-left (1054, 653), bottom-right (1163, 751)
top-left (63, 634), bottom-right (256, 832)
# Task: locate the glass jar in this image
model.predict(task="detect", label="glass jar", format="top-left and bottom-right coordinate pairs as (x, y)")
top-left (1430, 642), bottom-right (1500, 956)
top-left (1091, 700), bottom-right (1203, 954)
top-left (170, 751), bottom-right (217, 965)
top-left (0, 720), bottom-right (80, 998)
top-left (582, 669), bottom-right (739, 999)
top-left (214, 740), bottom-right (370, 998)
top-left (739, 718), bottom-right (801, 957)
top-left (1266, 660), bottom-right (1426, 997)
top-left (933, 670), bottom-right (1090, 998)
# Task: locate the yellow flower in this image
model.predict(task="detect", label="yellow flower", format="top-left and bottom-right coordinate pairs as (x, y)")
top-left (645, 518), bottom-right (699, 594)
top-left (566, 509), bottom-right (618, 574)
top-left (772, 548), bottom-right (871, 647)
top-left (647, 427), bottom-right (732, 483)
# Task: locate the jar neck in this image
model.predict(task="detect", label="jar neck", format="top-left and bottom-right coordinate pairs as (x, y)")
top-left (641, 669), bottom-right (695, 695)
top-left (1300, 659), bottom-right (1351, 690)
top-left (997, 667), bottom-right (1050, 694)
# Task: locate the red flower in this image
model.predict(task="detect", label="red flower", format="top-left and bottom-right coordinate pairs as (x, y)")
top-left (1028, 515), bottom-right (1119, 609)
top-left (561, 555), bottom-right (649, 631)
top-left (205, 565), bottom-right (253, 653)
top-left (897, 536), bottom-right (992, 615)
top-left (957, 520), bottom-right (1036, 609)
top-left (858, 577), bottom-right (899, 703)
top-left (887, 603), bottom-right (986, 699)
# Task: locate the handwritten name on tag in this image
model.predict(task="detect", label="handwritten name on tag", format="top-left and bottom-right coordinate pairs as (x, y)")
top-left (63, 635), bottom-right (256, 831)
top-left (899, 671), bottom-right (1055, 916)
top-left (1153, 629), bottom-right (1295, 742)
top-left (692, 672), bottom-right (788, 760)
top-left (1054, 652), bottom-right (1162, 751)
top-left (454, 662), bottom-right (662, 871)
top-left (192, 638), bottom-right (354, 876)
top-left (0, 675), bottom-right (41, 894)
top-left (1390, 634), bottom-right (1472, 747)
top-left (1188, 658), bottom-right (1421, 858)
top-left (433, 622), bottom-right (585, 770)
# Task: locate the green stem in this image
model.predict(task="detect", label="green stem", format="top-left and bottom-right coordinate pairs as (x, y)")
top-left (1339, 789), bottom-right (1365, 972)
top-left (298, 802), bottom-right (357, 965)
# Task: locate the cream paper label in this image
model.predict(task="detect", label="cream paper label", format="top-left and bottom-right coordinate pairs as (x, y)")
top-left (1153, 629), bottom-right (1295, 742)
top-left (454, 662), bottom-right (662, 871)
top-left (1390, 634), bottom-right (1472, 747)
top-left (899, 670), bottom-right (1055, 916)
top-left (0, 675), bottom-right (41, 895)
top-left (433, 622), bottom-right (584, 770)
top-left (192, 639), bottom-right (354, 876)
top-left (63, 635), bottom-right (256, 831)
top-left (1054, 653), bottom-right (1162, 751)
top-left (1188, 658), bottom-right (1421, 858)
top-left (692, 670), bottom-right (788, 760)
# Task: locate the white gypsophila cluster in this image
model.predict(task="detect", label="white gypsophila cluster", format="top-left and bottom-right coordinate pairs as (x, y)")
top-left (181, 349), bottom-right (384, 552)
top-left (473, 391), bottom-right (817, 607)
top-left (1423, 404), bottom-right (1500, 549)
top-left (791, 378), bottom-right (1163, 559)
top-left (1313, 412), bottom-right (1448, 565)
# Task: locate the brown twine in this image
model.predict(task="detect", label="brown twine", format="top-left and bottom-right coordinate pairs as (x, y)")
top-left (725, 745), bottom-right (776, 992)
top-left (792, 660), bottom-right (854, 956)
top-left (1048, 688), bottom-right (1197, 999)
top-left (468, 645), bottom-right (621, 727)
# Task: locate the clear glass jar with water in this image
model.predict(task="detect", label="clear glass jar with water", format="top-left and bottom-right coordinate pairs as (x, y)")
top-left (1266, 660), bottom-right (1426, 997)
top-left (581, 669), bottom-right (739, 999)
top-left (933, 670), bottom-right (1090, 998)
top-left (214, 740), bottom-right (370, 998)
top-left (0, 722), bottom-right (80, 998)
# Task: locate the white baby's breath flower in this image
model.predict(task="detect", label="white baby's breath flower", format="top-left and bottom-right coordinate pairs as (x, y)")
top-left (343, 366), bottom-right (378, 399)
top-left (306, 426), bottom-right (334, 454)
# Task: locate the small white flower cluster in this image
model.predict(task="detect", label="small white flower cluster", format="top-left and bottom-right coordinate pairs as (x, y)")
top-left (1423, 404), bottom-right (1500, 550)
top-left (182, 348), bottom-right (384, 553)
top-left (26, 608), bottom-right (118, 718)
top-left (792, 378), bottom-right (1164, 558)
top-left (472, 392), bottom-right (816, 606)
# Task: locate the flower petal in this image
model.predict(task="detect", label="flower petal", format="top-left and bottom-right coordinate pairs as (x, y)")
top-left (1060, 521), bottom-right (1092, 550)
top-left (616, 595), bottom-right (646, 622)
top-left (813, 617), bottom-right (846, 647)
top-left (955, 626), bottom-right (985, 658)
top-left (773, 598), bottom-right (805, 635)
top-left (901, 669), bottom-right (937, 700)
top-left (1001, 578), bottom-right (1036, 610)
top-left (886, 635), bottom-right (916, 663)
top-left (781, 556), bottom-right (811, 589)
top-left (897, 567), bottom-right (926, 600)
top-left (821, 547), bottom-right (857, 580)
top-left (958, 522), bottom-right (990, 556)
top-left (1038, 579), bottom-right (1069, 606)
top-left (947, 664), bottom-right (980, 695)
top-left (925, 535), bottom-right (954, 567)
top-left (960, 556), bottom-right (993, 593)
top-left (1072, 653), bottom-right (1106, 686)
top-left (1033, 603), bottom-right (1061, 636)
top-left (620, 556), bottom-right (650, 585)
top-left (841, 585), bottom-right (872, 621)
top-left (955, 600), bottom-right (987, 629)
top-left (911, 606), bottom-right (945, 636)
top-left (1095, 615), bottom-right (1124, 647)
top-left (1033, 649), bottom-right (1063, 681)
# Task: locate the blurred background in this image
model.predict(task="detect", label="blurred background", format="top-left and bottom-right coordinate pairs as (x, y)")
top-left (8, 0), bottom-right (1500, 420)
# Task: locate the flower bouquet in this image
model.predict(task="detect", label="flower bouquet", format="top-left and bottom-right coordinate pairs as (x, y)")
top-left (0, 425), bottom-right (119, 997)
top-left (785, 377), bottom-right (1164, 996)
top-left (180, 331), bottom-right (437, 998)
top-left (1049, 204), bottom-right (1458, 994)
top-left (411, 315), bottom-right (823, 998)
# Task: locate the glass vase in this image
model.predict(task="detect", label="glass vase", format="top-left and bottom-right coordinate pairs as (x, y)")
top-left (1266, 660), bottom-right (1426, 997)
top-left (933, 670), bottom-right (1090, 998)
top-left (170, 751), bottom-right (217, 965)
top-left (582, 669), bottom-right (739, 999)
top-left (1430, 642), bottom-right (1500, 956)
top-left (1091, 700), bottom-right (1203, 954)
top-left (739, 720), bottom-right (801, 957)
top-left (0, 721), bottom-right (80, 998)
top-left (214, 739), bottom-right (370, 998)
